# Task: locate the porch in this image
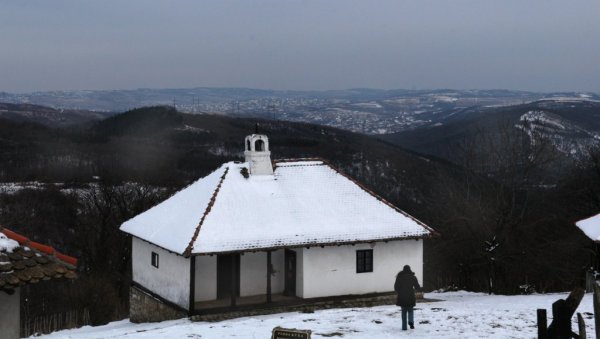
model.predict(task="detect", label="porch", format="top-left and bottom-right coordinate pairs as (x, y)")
top-left (191, 292), bottom-right (439, 321)
top-left (194, 293), bottom-right (300, 311)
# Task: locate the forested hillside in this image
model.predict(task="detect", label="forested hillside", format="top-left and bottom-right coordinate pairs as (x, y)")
top-left (0, 105), bottom-right (597, 329)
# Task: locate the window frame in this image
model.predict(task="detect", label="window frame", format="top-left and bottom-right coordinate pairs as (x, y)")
top-left (356, 249), bottom-right (373, 273)
top-left (151, 251), bottom-right (159, 268)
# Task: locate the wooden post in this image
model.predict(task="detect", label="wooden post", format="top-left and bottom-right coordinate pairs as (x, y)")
top-left (577, 313), bottom-right (586, 339)
top-left (537, 309), bottom-right (547, 339)
top-left (267, 251), bottom-right (272, 303)
top-left (594, 282), bottom-right (600, 339)
top-left (231, 255), bottom-right (237, 307)
top-left (547, 287), bottom-right (585, 338)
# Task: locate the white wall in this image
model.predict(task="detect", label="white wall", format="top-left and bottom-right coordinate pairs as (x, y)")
top-left (194, 255), bottom-right (217, 301)
top-left (132, 237), bottom-right (190, 309)
top-left (0, 288), bottom-right (20, 339)
top-left (299, 240), bottom-right (423, 299)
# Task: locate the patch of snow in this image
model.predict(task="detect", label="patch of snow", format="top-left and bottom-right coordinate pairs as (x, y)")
top-left (352, 102), bottom-right (383, 109)
top-left (38, 291), bottom-right (596, 338)
top-left (539, 97), bottom-right (600, 103)
top-left (519, 111), bottom-right (565, 130)
top-left (0, 231), bottom-right (19, 253)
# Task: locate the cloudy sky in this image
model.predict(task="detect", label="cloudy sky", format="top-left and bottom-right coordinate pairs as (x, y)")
top-left (1, 0), bottom-right (599, 93)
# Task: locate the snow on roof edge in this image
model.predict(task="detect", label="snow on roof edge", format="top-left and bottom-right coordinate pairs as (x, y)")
top-left (191, 234), bottom-right (432, 256)
top-left (0, 231), bottom-right (19, 253)
top-left (576, 212), bottom-right (600, 242)
top-left (184, 167), bottom-right (230, 256)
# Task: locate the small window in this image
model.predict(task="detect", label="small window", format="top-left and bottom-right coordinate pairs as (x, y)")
top-left (356, 249), bottom-right (373, 273)
top-left (255, 139), bottom-right (265, 151)
top-left (151, 252), bottom-right (159, 268)
top-left (246, 140), bottom-right (251, 151)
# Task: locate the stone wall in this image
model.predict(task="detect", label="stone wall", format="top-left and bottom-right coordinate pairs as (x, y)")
top-left (191, 292), bottom-right (431, 322)
top-left (130, 286), bottom-right (187, 323)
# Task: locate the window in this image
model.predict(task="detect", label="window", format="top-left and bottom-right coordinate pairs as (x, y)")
top-left (151, 252), bottom-right (159, 268)
top-left (356, 249), bottom-right (373, 273)
top-left (255, 139), bottom-right (265, 151)
top-left (246, 140), bottom-right (251, 151)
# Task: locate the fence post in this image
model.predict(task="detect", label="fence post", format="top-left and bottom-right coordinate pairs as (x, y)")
top-left (537, 308), bottom-right (548, 339)
top-left (577, 313), bottom-right (586, 339)
top-left (593, 282), bottom-right (600, 339)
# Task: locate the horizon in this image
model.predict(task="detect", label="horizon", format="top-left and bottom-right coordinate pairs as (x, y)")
top-left (3, 85), bottom-right (599, 96)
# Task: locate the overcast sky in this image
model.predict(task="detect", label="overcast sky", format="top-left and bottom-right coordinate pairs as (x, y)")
top-left (1, 0), bottom-right (599, 93)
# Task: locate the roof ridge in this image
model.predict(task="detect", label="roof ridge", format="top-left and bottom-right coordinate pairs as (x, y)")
top-left (318, 160), bottom-right (439, 237)
top-left (0, 225), bottom-right (78, 267)
top-left (275, 157), bottom-right (325, 163)
top-left (183, 166), bottom-right (230, 257)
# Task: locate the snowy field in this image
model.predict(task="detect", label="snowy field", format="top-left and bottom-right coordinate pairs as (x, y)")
top-left (38, 291), bottom-right (596, 339)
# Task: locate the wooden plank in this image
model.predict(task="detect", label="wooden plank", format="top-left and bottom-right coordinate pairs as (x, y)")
top-left (267, 251), bottom-right (272, 303)
top-left (231, 254), bottom-right (237, 307)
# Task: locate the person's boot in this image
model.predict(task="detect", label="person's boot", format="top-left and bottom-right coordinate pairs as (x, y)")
top-left (409, 322), bottom-right (414, 329)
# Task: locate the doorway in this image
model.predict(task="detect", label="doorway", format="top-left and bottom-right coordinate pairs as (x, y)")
top-left (216, 254), bottom-right (240, 299)
top-left (284, 250), bottom-right (297, 297)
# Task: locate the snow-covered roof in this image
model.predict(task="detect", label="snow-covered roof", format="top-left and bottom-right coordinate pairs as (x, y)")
top-left (0, 231), bottom-right (19, 253)
top-left (576, 213), bottom-right (600, 242)
top-left (120, 159), bottom-right (434, 255)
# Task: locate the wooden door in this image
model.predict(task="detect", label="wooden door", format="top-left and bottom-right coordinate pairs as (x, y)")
top-left (216, 254), bottom-right (240, 299)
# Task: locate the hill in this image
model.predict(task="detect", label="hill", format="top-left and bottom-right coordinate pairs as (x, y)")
top-left (0, 102), bottom-right (111, 127)
top-left (0, 105), bottom-right (595, 328)
top-left (382, 99), bottom-right (600, 183)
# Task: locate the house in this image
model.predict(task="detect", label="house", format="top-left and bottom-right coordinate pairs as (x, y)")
top-left (120, 133), bottom-right (437, 322)
top-left (576, 212), bottom-right (600, 244)
top-left (576, 212), bottom-right (600, 278)
top-left (0, 226), bottom-right (78, 339)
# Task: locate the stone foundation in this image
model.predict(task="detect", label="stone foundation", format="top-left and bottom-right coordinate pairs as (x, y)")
top-left (191, 293), bottom-right (436, 322)
top-left (130, 286), bottom-right (187, 323)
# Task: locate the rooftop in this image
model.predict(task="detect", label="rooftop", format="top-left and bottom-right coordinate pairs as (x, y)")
top-left (121, 159), bottom-right (435, 256)
top-left (576, 212), bottom-right (600, 242)
top-left (0, 226), bottom-right (78, 294)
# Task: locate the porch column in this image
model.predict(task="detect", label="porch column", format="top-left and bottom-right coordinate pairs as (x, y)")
top-left (266, 250), bottom-right (272, 303)
top-left (231, 254), bottom-right (237, 307)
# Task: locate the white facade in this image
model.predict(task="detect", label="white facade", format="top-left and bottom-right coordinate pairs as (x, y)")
top-left (0, 288), bottom-right (20, 339)
top-left (189, 240), bottom-right (422, 303)
top-left (297, 240), bottom-right (422, 298)
top-left (132, 237), bottom-right (191, 309)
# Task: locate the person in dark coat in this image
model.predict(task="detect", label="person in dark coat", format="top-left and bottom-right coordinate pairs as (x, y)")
top-left (394, 265), bottom-right (421, 330)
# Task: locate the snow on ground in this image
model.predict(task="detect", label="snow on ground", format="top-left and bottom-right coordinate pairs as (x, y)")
top-left (38, 291), bottom-right (596, 339)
